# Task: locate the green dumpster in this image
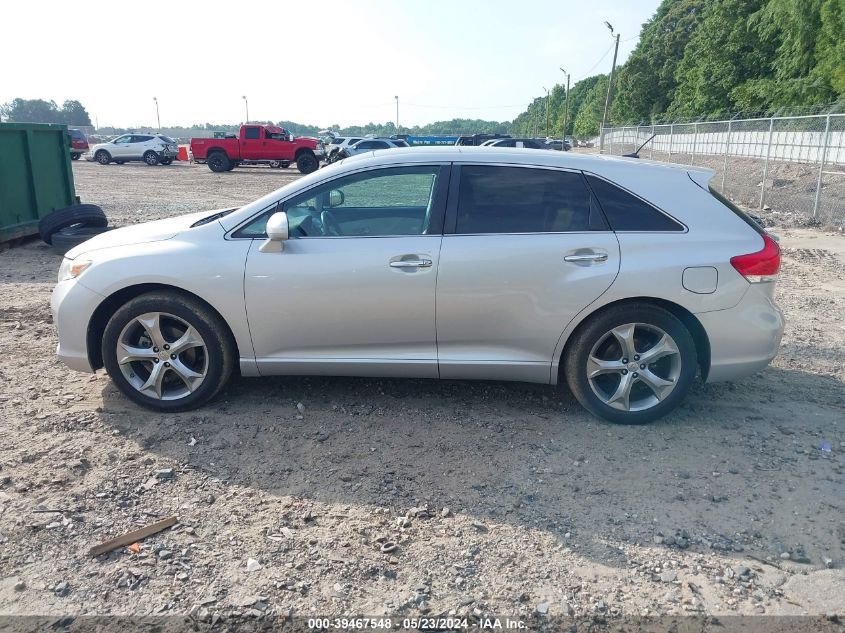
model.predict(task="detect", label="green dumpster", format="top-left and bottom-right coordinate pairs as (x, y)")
top-left (0, 122), bottom-right (77, 243)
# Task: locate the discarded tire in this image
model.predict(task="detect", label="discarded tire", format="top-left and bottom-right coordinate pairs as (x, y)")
top-left (50, 226), bottom-right (113, 255)
top-left (38, 204), bottom-right (107, 245)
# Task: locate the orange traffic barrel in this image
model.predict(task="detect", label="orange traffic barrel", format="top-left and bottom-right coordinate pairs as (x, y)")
top-left (177, 145), bottom-right (189, 161)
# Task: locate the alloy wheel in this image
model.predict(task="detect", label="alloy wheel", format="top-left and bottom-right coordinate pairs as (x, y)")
top-left (116, 312), bottom-right (208, 400)
top-left (586, 322), bottom-right (682, 412)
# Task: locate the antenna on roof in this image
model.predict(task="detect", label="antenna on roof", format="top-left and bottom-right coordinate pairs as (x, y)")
top-left (622, 134), bottom-right (656, 159)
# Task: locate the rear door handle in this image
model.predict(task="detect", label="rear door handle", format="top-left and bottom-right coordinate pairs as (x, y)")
top-left (390, 258), bottom-right (433, 269)
top-left (564, 252), bottom-right (608, 263)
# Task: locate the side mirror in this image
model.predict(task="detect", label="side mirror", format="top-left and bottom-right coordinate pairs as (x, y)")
top-left (259, 211), bottom-right (289, 253)
top-left (328, 189), bottom-right (345, 207)
top-left (288, 134), bottom-right (294, 142)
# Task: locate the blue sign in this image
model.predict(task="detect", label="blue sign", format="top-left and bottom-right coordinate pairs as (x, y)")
top-left (404, 135), bottom-right (459, 146)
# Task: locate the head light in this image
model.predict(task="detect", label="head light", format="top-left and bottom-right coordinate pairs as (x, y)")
top-left (58, 258), bottom-right (92, 282)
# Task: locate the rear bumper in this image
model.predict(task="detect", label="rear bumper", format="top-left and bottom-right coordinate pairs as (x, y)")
top-left (51, 279), bottom-right (104, 373)
top-left (697, 284), bottom-right (784, 382)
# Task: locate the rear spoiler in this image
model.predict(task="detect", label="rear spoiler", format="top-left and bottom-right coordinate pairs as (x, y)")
top-left (687, 169), bottom-right (715, 190)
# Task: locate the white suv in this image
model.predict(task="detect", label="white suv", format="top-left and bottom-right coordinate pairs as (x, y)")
top-left (89, 133), bottom-right (179, 166)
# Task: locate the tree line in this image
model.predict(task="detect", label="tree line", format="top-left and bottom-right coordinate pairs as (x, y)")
top-left (0, 99), bottom-right (93, 126)
top-left (512, 0), bottom-right (845, 139)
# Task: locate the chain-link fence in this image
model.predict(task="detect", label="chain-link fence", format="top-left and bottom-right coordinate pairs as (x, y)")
top-left (600, 114), bottom-right (845, 226)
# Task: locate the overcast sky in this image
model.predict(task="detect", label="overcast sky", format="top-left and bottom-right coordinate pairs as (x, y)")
top-left (2, 0), bottom-right (660, 129)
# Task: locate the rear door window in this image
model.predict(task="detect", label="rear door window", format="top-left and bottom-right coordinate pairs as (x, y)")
top-left (586, 175), bottom-right (684, 232)
top-left (455, 166), bottom-right (606, 234)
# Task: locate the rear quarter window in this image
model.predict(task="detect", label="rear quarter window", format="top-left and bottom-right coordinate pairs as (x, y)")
top-left (586, 175), bottom-right (684, 232)
top-left (708, 186), bottom-right (766, 235)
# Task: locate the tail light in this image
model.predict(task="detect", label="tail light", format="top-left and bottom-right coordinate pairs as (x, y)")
top-left (731, 233), bottom-right (780, 283)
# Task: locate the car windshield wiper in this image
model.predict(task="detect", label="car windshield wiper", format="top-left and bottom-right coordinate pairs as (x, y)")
top-left (191, 208), bottom-right (237, 227)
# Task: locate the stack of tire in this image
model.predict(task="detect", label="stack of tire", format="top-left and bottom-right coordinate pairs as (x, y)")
top-left (39, 204), bottom-right (111, 255)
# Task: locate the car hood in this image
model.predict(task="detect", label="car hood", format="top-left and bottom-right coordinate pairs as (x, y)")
top-left (64, 209), bottom-right (231, 259)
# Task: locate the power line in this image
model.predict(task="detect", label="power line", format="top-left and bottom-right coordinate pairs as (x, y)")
top-left (573, 42), bottom-right (615, 82)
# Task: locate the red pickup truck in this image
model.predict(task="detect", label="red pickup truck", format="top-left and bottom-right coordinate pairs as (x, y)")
top-left (190, 124), bottom-right (324, 174)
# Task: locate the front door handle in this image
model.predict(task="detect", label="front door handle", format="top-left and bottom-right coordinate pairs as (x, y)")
top-left (564, 252), bottom-right (608, 263)
top-left (390, 258), bottom-right (433, 269)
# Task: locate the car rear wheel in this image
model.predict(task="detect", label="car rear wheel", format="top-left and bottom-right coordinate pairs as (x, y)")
top-left (71, 153), bottom-right (80, 160)
top-left (207, 152), bottom-right (231, 172)
top-left (143, 151), bottom-right (160, 166)
top-left (102, 292), bottom-right (235, 412)
top-left (296, 151), bottom-right (318, 174)
top-left (95, 150), bottom-right (111, 165)
top-left (564, 304), bottom-right (697, 425)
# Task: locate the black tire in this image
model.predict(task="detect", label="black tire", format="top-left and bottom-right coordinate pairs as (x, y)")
top-left (102, 292), bottom-right (235, 412)
top-left (95, 150), bottom-right (111, 165)
top-left (563, 303), bottom-right (698, 425)
top-left (38, 204), bottom-right (107, 245)
top-left (226, 162), bottom-right (237, 171)
top-left (207, 152), bottom-right (231, 172)
top-left (268, 160), bottom-right (281, 168)
top-left (160, 158), bottom-right (173, 165)
top-left (143, 151), bottom-right (160, 166)
top-left (296, 151), bottom-right (318, 174)
top-left (71, 153), bottom-right (80, 160)
top-left (50, 226), bottom-right (113, 255)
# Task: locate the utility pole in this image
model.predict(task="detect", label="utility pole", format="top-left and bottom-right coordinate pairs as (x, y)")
top-left (395, 95), bottom-right (399, 133)
top-left (600, 22), bottom-right (621, 150)
top-left (242, 95), bottom-right (249, 123)
top-left (560, 67), bottom-right (570, 144)
top-left (153, 97), bottom-right (160, 131)
top-left (543, 87), bottom-right (550, 138)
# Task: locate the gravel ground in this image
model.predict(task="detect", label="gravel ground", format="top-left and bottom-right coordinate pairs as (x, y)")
top-left (0, 160), bottom-right (843, 630)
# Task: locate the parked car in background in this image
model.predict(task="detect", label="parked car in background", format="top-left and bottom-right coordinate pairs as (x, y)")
top-left (542, 139), bottom-right (572, 151)
top-left (327, 137), bottom-right (364, 154)
top-left (69, 129), bottom-right (89, 160)
top-left (52, 147), bottom-right (783, 424)
top-left (325, 136), bottom-right (364, 163)
top-left (455, 133), bottom-right (511, 146)
top-left (482, 138), bottom-right (545, 149)
top-left (90, 133), bottom-right (179, 166)
top-left (342, 138), bottom-right (409, 156)
top-left (190, 124), bottom-right (324, 173)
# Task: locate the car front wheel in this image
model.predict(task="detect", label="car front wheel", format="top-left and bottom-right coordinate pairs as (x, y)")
top-left (564, 304), bottom-right (697, 425)
top-left (102, 292), bottom-right (235, 412)
top-left (296, 151), bottom-right (318, 174)
top-left (95, 150), bottom-right (111, 165)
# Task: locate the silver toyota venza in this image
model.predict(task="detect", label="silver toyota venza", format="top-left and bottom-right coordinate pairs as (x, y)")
top-left (52, 147), bottom-right (784, 424)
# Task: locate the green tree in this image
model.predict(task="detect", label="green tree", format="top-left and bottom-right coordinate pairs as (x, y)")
top-left (1, 98), bottom-right (62, 123)
top-left (668, 0), bottom-right (774, 117)
top-left (573, 75), bottom-right (610, 138)
top-left (60, 100), bottom-right (92, 126)
top-left (612, 0), bottom-right (707, 123)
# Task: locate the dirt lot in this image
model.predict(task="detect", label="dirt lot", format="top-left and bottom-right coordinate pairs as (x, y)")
top-left (0, 160), bottom-right (843, 628)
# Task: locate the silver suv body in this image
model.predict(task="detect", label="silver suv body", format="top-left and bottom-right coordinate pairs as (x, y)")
top-left (52, 147), bottom-right (783, 423)
top-left (89, 133), bottom-right (179, 166)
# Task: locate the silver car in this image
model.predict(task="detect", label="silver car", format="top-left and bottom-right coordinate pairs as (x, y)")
top-left (51, 147), bottom-right (784, 424)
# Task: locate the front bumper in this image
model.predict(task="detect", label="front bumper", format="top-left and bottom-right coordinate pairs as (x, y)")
top-left (697, 284), bottom-right (785, 382)
top-left (51, 278), bottom-right (104, 373)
